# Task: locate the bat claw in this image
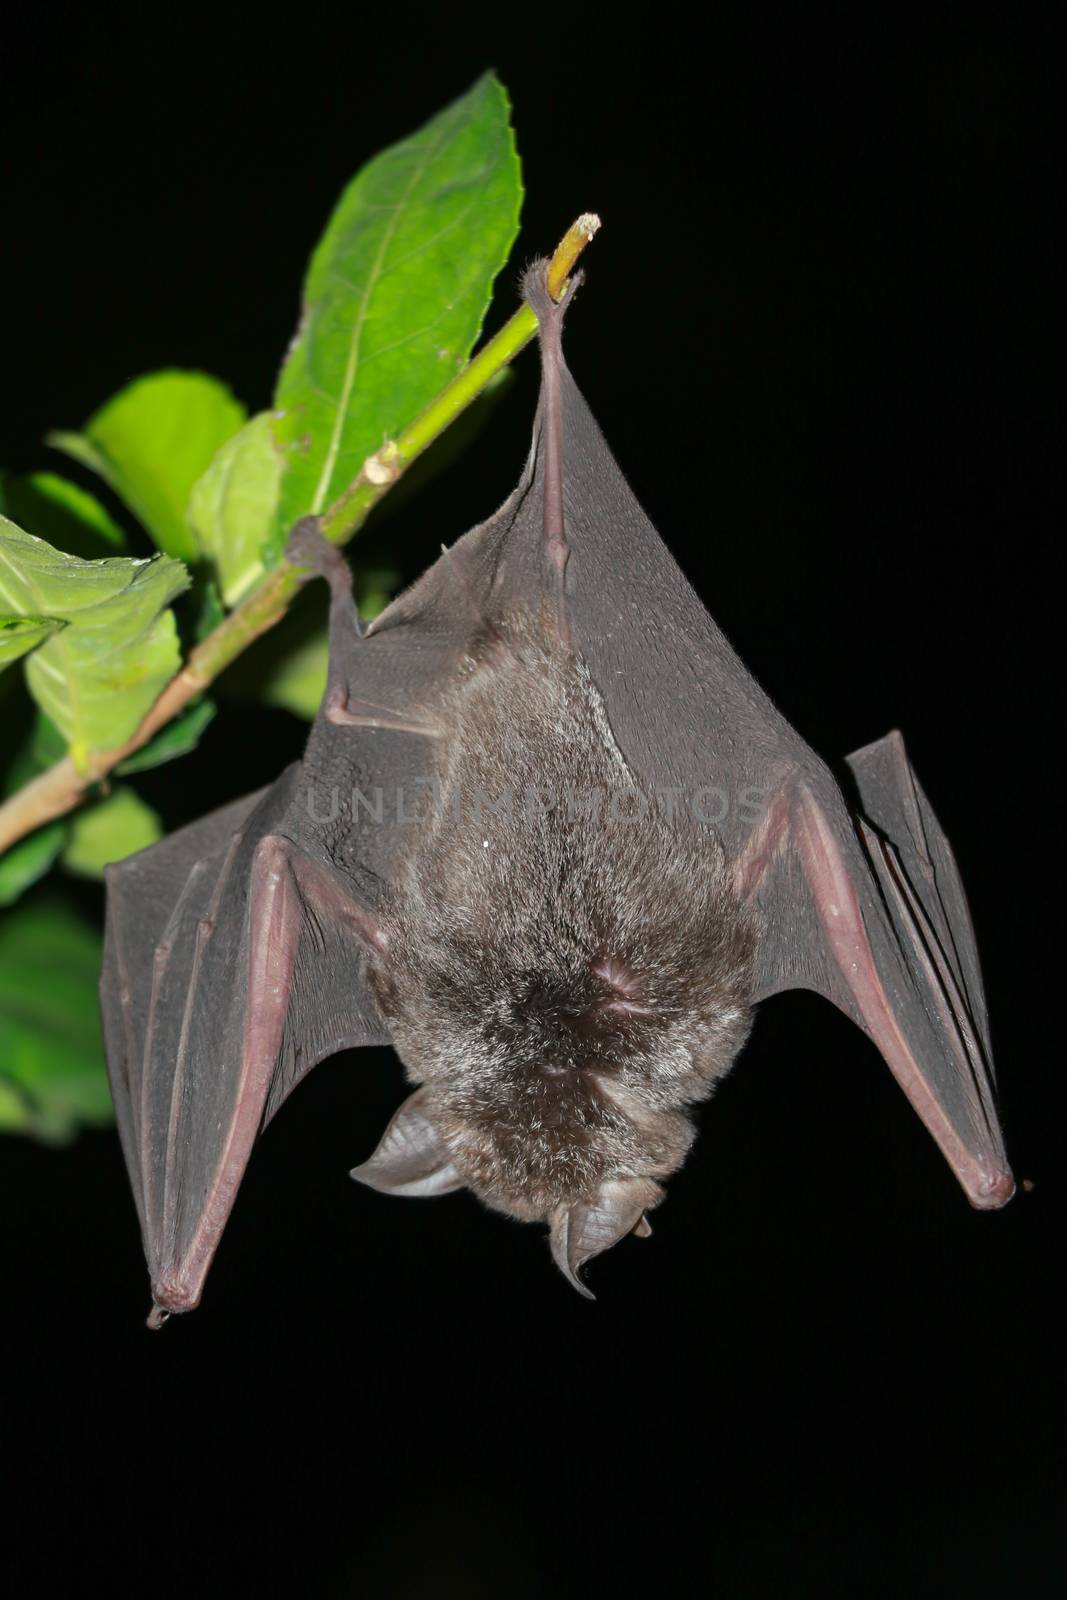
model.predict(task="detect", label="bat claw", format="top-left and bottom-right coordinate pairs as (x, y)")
top-left (968, 1170), bottom-right (1015, 1209)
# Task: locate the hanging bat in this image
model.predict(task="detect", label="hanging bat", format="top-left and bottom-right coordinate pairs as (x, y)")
top-left (101, 260), bottom-right (1013, 1326)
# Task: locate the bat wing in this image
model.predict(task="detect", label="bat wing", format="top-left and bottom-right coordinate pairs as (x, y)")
top-left (732, 732), bottom-right (1010, 1206)
top-left (383, 262), bottom-right (1011, 1210)
top-left (101, 763), bottom-right (394, 1324)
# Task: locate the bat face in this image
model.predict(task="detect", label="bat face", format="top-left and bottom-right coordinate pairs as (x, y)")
top-left (356, 614), bottom-right (756, 1281)
top-left (102, 260), bottom-right (1011, 1325)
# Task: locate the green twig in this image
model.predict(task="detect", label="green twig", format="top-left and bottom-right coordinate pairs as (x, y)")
top-left (0, 213), bottom-right (601, 856)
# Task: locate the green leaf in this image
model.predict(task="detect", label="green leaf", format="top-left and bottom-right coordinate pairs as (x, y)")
top-left (188, 411), bottom-right (283, 604)
top-left (3, 708), bottom-right (58, 797)
top-left (0, 713), bottom-right (69, 905)
top-left (0, 822), bottom-right (65, 907)
top-left (269, 71), bottom-right (521, 554)
top-left (61, 785), bottom-right (161, 878)
top-left (0, 897), bottom-right (112, 1140)
top-left (0, 613), bottom-right (65, 671)
top-left (48, 370), bottom-right (247, 562)
top-left (115, 698), bottom-right (216, 775)
top-left (42, 430), bottom-right (112, 480)
top-left (0, 514), bottom-right (188, 767)
top-left (192, 578), bottom-right (224, 641)
top-left (29, 710), bottom-right (66, 770)
top-left (0, 471), bottom-right (126, 557)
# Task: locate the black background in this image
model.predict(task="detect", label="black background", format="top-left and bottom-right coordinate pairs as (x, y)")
top-left (2, 5), bottom-right (1060, 1595)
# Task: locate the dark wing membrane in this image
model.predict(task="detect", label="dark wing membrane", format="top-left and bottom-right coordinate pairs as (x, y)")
top-left (101, 788), bottom-right (265, 1244)
top-left (846, 729), bottom-right (993, 1065)
top-left (403, 265), bottom-right (1010, 1209)
top-left (374, 288), bottom-right (808, 866)
top-left (845, 731), bottom-right (1006, 1193)
top-left (101, 765), bottom-right (391, 1320)
top-left (736, 746), bottom-right (1011, 1207)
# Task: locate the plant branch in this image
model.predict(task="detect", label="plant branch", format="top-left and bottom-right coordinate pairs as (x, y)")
top-left (0, 213), bottom-right (601, 857)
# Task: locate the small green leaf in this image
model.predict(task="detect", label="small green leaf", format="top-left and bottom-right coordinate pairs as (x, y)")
top-left (3, 708), bottom-right (60, 796)
top-left (0, 1079), bottom-right (33, 1136)
top-left (29, 710), bottom-right (66, 771)
top-left (192, 578), bottom-right (225, 641)
top-left (115, 698), bottom-right (216, 775)
top-left (62, 786), bottom-right (162, 878)
top-left (0, 613), bottom-right (65, 671)
top-left (44, 431), bottom-right (112, 480)
top-left (0, 822), bottom-right (66, 906)
top-left (48, 371), bottom-right (247, 562)
top-left (269, 71), bottom-right (521, 555)
top-left (0, 897), bottom-right (112, 1140)
top-left (0, 471), bottom-right (126, 556)
top-left (0, 514), bottom-right (188, 767)
top-left (0, 715), bottom-right (69, 906)
top-left (188, 411), bottom-right (283, 604)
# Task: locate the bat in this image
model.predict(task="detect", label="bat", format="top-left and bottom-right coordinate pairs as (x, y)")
top-left (101, 260), bottom-right (1013, 1326)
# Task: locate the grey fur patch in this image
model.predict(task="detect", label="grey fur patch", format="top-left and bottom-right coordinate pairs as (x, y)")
top-left (366, 614), bottom-right (756, 1224)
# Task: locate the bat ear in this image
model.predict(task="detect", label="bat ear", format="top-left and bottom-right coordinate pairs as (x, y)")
top-left (549, 1179), bottom-right (664, 1299)
top-left (350, 1089), bottom-right (464, 1198)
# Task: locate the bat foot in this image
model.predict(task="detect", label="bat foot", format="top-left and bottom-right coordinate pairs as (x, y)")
top-left (286, 516), bottom-right (345, 583)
